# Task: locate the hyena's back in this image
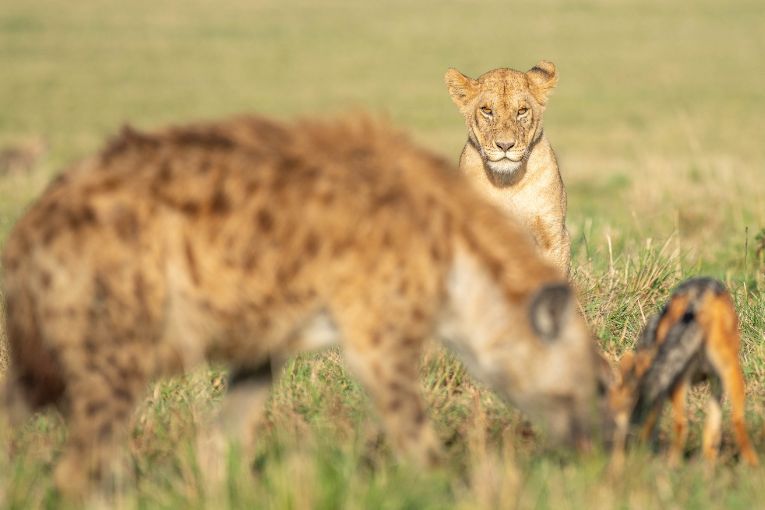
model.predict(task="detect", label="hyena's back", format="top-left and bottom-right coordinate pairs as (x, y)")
top-left (2, 115), bottom-right (554, 415)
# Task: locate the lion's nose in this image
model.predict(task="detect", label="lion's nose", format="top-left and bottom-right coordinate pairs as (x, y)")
top-left (495, 140), bottom-right (516, 151)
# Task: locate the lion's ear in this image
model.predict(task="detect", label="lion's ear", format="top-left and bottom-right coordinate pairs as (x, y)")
top-left (526, 60), bottom-right (558, 106)
top-left (444, 68), bottom-right (479, 110)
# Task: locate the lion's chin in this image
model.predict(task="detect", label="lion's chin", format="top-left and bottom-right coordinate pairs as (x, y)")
top-left (485, 158), bottom-right (522, 175)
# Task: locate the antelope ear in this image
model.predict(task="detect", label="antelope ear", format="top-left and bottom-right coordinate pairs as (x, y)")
top-left (444, 68), bottom-right (479, 110)
top-left (526, 60), bottom-right (558, 105)
top-left (529, 283), bottom-right (573, 342)
top-left (618, 352), bottom-right (635, 376)
top-left (596, 350), bottom-right (616, 395)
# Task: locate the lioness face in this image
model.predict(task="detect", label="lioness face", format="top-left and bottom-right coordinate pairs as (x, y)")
top-left (445, 61), bottom-right (558, 179)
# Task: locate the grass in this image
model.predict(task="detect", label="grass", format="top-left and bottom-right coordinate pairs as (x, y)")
top-left (1, 0), bottom-right (765, 507)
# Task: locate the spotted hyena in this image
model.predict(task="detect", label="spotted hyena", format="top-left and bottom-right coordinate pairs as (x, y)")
top-left (2, 114), bottom-right (603, 495)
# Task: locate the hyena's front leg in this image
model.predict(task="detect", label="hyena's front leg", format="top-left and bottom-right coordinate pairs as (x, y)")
top-left (336, 293), bottom-right (442, 468)
top-left (54, 347), bottom-right (148, 500)
top-left (343, 335), bottom-right (441, 467)
top-left (197, 361), bottom-right (273, 484)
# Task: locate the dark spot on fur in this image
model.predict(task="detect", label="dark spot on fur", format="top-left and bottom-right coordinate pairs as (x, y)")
top-left (66, 205), bottom-right (98, 230)
top-left (98, 422), bottom-right (113, 439)
top-left (114, 209), bottom-right (139, 242)
top-left (173, 130), bottom-right (237, 150)
top-left (402, 336), bottom-right (419, 348)
top-left (96, 175), bottom-right (122, 193)
top-left (243, 252), bottom-right (258, 272)
top-left (371, 332), bottom-right (382, 346)
top-left (4, 254), bottom-right (19, 271)
top-left (158, 161), bottom-right (173, 182)
top-left (414, 408), bottom-right (426, 425)
top-left (41, 200), bottom-right (61, 218)
top-left (245, 180), bottom-right (260, 194)
top-left (48, 172), bottom-right (70, 189)
top-left (374, 191), bottom-right (401, 208)
top-left (388, 399), bottom-right (402, 411)
top-left (304, 233), bottom-right (319, 257)
top-left (40, 271), bottom-right (52, 288)
top-left (257, 209), bottom-right (273, 232)
top-left (412, 308), bottom-right (426, 322)
top-left (113, 387), bottom-right (132, 402)
top-left (102, 125), bottom-right (161, 164)
top-left (180, 201), bottom-right (201, 216)
top-left (318, 190), bottom-right (335, 204)
top-left (84, 337), bottom-right (99, 353)
top-left (210, 189), bottom-right (230, 215)
top-left (86, 401), bottom-right (107, 416)
top-left (198, 159), bottom-right (212, 174)
top-left (388, 381), bottom-right (403, 394)
top-left (277, 262), bottom-right (300, 285)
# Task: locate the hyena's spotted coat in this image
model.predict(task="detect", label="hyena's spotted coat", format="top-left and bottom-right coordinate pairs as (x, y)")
top-left (2, 114), bottom-right (602, 495)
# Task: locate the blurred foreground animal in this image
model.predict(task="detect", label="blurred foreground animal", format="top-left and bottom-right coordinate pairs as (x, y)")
top-left (1, 114), bottom-right (604, 497)
top-left (609, 277), bottom-right (758, 466)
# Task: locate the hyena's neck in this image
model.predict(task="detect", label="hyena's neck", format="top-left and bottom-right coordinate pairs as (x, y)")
top-left (437, 241), bottom-right (515, 385)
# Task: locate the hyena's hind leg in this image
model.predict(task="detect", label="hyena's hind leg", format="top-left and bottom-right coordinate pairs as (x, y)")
top-left (53, 343), bottom-right (151, 499)
top-left (48, 268), bottom-right (165, 498)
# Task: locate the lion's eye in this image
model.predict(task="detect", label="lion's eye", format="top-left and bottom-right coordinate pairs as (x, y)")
top-left (518, 107), bottom-right (529, 116)
top-left (480, 106), bottom-right (493, 116)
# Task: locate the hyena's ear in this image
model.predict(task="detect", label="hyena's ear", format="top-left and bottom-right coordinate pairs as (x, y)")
top-left (529, 283), bottom-right (573, 342)
top-left (444, 68), bottom-right (479, 110)
top-left (526, 60), bottom-right (558, 106)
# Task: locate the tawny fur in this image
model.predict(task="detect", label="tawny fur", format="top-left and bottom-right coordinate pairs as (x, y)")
top-left (609, 278), bottom-right (758, 466)
top-left (2, 114), bottom-right (602, 497)
top-left (445, 61), bottom-right (570, 275)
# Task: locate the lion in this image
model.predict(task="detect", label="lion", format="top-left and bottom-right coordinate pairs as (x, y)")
top-left (445, 61), bottom-right (570, 275)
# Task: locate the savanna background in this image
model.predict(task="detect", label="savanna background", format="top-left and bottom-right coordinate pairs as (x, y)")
top-left (1, 0), bottom-right (764, 508)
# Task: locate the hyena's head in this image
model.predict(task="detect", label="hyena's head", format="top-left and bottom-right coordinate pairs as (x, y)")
top-left (508, 283), bottom-right (609, 449)
top-left (444, 253), bottom-right (609, 449)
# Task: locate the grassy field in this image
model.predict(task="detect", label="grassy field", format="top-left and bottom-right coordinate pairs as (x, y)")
top-left (1, 0), bottom-right (765, 507)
